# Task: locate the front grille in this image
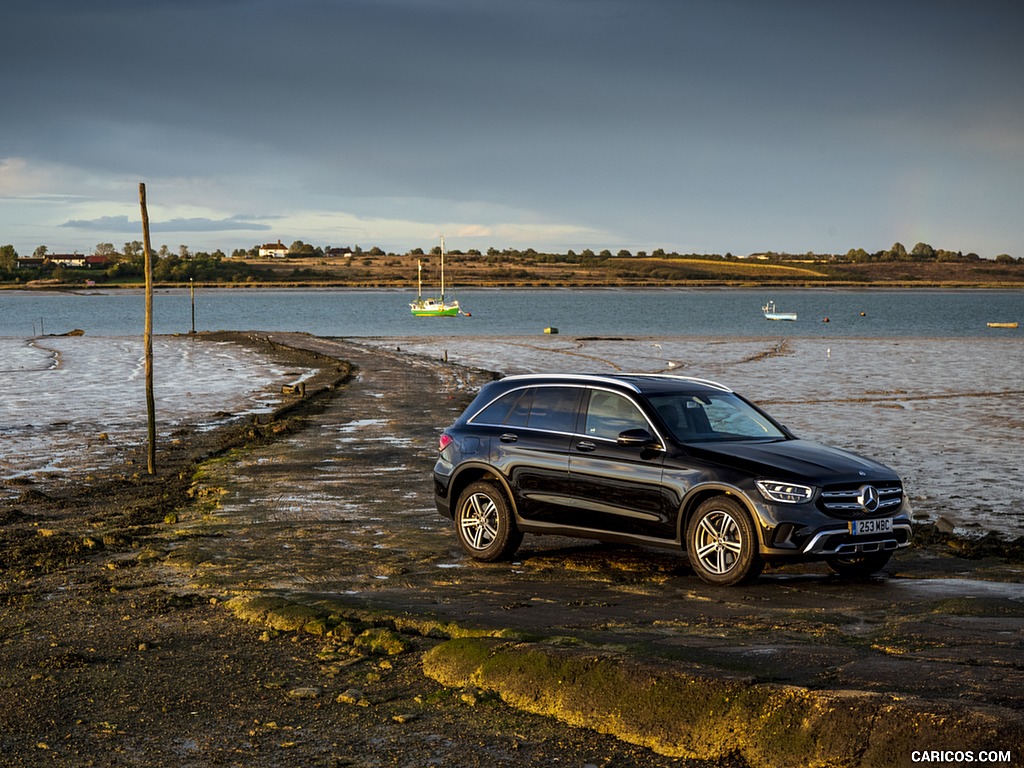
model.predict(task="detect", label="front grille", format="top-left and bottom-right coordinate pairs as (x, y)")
top-left (817, 482), bottom-right (903, 519)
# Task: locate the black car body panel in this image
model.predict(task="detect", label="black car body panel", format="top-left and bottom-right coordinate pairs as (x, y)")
top-left (433, 373), bottom-right (912, 583)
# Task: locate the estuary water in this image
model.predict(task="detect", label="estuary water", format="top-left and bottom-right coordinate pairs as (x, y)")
top-left (1, 287), bottom-right (1021, 539)
top-left (1, 286), bottom-right (1021, 339)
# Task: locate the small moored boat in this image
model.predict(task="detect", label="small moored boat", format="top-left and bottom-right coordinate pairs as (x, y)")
top-left (762, 300), bottom-right (797, 321)
top-left (410, 236), bottom-right (464, 317)
top-left (986, 321), bottom-right (1018, 329)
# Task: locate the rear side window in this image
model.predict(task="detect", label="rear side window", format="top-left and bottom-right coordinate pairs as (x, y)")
top-left (525, 387), bottom-right (581, 432)
top-left (471, 386), bottom-right (580, 432)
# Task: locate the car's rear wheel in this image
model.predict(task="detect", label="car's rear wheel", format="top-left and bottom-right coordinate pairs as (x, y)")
top-left (686, 496), bottom-right (764, 586)
top-left (455, 481), bottom-right (523, 562)
top-left (825, 551), bottom-right (892, 578)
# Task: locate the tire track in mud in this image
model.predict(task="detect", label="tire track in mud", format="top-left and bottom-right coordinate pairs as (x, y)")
top-left (494, 339), bottom-right (627, 371)
top-left (735, 338), bottom-right (793, 364)
top-left (167, 334), bottom-right (497, 596)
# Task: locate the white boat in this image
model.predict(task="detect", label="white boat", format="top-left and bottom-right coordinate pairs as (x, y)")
top-left (410, 236), bottom-right (463, 317)
top-left (762, 300), bottom-right (797, 321)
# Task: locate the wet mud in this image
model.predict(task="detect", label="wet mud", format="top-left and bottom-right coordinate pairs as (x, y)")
top-left (171, 334), bottom-right (1024, 765)
top-left (2, 332), bottom-right (1022, 767)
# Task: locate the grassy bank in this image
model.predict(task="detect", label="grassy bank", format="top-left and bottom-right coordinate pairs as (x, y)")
top-left (8, 253), bottom-right (1024, 290)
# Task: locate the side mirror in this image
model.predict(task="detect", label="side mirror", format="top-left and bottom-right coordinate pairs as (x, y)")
top-left (616, 428), bottom-right (656, 447)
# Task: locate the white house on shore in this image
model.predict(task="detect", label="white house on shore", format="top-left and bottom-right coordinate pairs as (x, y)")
top-left (258, 240), bottom-right (289, 258)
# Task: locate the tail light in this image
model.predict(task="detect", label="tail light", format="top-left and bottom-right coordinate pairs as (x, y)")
top-left (438, 433), bottom-right (454, 453)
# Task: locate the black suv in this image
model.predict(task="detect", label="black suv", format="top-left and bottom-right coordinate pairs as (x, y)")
top-left (433, 373), bottom-right (911, 585)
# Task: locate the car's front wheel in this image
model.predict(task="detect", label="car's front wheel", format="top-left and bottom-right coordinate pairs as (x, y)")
top-left (455, 481), bottom-right (523, 562)
top-left (825, 551), bottom-right (892, 578)
top-left (686, 496), bottom-right (764, 586)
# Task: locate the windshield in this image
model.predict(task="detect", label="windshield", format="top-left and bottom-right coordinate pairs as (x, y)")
top-left (648, 392), bottom-right (786, 442)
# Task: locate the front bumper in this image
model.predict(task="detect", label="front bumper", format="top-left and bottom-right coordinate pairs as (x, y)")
top-left (800, 523), bottom-right (913, 556)
top-left (749, 492), bottom-right (913, 559)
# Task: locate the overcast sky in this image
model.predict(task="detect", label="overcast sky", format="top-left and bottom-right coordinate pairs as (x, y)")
top-left (2, 0), bottom-right (1022, 258)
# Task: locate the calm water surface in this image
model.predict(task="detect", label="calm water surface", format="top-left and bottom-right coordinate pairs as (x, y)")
top-left (1, 287), bottom-right (1021, 339)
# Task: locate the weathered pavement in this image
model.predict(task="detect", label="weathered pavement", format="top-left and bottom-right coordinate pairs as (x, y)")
top-left (162, 334), bottom-right (1023, 767)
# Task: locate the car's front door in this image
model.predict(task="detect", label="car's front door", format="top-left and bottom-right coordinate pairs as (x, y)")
top-left (568, 389), bottom-right (672, 539)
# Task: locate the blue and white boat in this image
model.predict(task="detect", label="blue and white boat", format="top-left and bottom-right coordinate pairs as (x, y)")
top-left (762, 300), bottom-right (797, 321)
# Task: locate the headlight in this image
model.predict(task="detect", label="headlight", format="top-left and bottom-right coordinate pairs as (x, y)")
top-left (756, 480), bottom-right (814, 504)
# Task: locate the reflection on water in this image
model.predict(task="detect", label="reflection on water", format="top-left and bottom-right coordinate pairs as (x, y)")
top-left (1, 287), bottom-right (1021, 338)
top-left (0, 339), bottom-right (61, 373)
top-left (0, 336), bottom-right (309, 491)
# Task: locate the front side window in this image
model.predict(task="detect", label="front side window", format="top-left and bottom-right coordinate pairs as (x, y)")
top-left (584, 390), bottom-right (649, 440)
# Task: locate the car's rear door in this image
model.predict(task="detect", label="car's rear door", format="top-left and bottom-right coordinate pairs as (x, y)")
top-left (476, 385), bottom-right (582, 522)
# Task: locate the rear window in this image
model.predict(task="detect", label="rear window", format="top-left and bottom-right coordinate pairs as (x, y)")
top-left (473, 389), bottom-right (528, 426)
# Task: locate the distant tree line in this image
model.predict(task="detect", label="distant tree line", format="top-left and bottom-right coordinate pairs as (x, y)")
top-left (0, 238), bottom-right (1019, 286)
top-left (0, 241), bottom-right (254, 285)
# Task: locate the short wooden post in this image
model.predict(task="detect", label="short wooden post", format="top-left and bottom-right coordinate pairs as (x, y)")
top-left (139, 183), bottom-right (157, 475)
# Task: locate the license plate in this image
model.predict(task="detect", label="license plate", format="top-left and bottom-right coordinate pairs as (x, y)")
top-left (849, 517), bottom-right (893, 535)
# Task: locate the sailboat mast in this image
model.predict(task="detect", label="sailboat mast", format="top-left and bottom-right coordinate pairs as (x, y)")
top-left (440, 235), bottom-right (445, 301)
top-left (417, 259), bottom-right (423, 301)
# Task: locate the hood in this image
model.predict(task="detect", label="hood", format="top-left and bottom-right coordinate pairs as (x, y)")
top-left (683, 438), bottom-right (899, 484)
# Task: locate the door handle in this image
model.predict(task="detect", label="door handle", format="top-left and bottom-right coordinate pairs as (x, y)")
top-left (500, 433), bottom-right (518, 443)
top-left (575, 440), bottom-right (597, 452)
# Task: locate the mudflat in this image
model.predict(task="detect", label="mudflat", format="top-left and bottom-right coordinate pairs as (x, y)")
top-left (1, 332), bottom-right (1021, 768)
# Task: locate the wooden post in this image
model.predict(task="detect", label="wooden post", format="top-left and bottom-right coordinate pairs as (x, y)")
top-left (139, 183), bottom-right (157, 475)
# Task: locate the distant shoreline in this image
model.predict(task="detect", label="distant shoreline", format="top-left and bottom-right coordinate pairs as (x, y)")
top-left (6, 278), bottom-right (1024, 292)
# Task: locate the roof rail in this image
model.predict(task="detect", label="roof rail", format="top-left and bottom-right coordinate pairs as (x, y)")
top-left (500, 373), bottom-right (642, 393)
top-left (499, 372), bottom-right (733, 393)
top-left (619, 373), bottom-right (733, 393)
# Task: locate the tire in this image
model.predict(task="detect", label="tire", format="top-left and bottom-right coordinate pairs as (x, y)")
top-left (825, 551), bottom-right (892, 578)
top-left (686, 496), bottom-right (764, 586)
top-left (454, 481), bottom-right (523, 562)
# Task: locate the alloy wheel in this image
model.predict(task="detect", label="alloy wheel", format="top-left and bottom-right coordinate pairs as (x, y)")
top-left (692, 509), bottom-right (743, 575)
top-left (460, 492), bottom-right (500, 550)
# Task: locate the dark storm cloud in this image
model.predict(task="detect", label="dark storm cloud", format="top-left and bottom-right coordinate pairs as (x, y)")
top-left (3, 0), bottom-right (1024, 255)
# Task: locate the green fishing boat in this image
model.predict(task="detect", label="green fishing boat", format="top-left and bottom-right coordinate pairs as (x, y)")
top-left (410, 236), bottom-right (463, 317)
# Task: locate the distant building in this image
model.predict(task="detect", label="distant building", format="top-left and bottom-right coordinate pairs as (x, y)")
top-left (49, 253), bottom-right (88, 268)
top-left (19, 253), bottom-right (111, 269)
top-left (325, 246), bottom-right (354, 258)
top-left (259, 240), bottom-right (289, 258)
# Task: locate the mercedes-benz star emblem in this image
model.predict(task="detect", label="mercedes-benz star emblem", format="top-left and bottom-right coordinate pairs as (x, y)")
top-left (857, 484), bottom-right (880, 513)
